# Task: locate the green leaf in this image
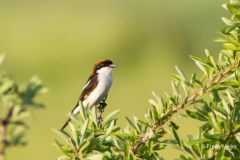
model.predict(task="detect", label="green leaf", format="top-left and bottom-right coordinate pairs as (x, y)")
top-left (180, 81), bottom-right (188, 96)
top-left (226, 90), bottom-right (234, 107)
top-left (169, 97), bottom-right (177, 107)
top-left (80, 119), bottom-right (89, 142)
top-left (191, 144), bottom-right (201, 157)
top-left (188, 138), bottom-right (210, 145)
top-left (226, 4), bottom-right (238, 14)
top-left (222, 99), bottom-right (230, 115)
top-left (190, 55), bottom-right (212, 67)
top-left (233, 104), bottom-right (240, 121)
top-left (125, 140), bottom-right (130, 159)
top-left (152, 91), bottom-right (160, 102)
top-left (186, 110), bottom-right (208, 121)
top-left (235, 131), bottom-right (240, 143)
top-left (175, 65), bottom-right (188, 82)
top-left (52, 128), bottom-right (72, 146)
top-left (203, 149), bottom-right (213, 159)
top-left (106, 120), bottom-right (115, 135)
top-left (208, 112), bottom-right (220, 132)
top-left (153, 143), bottom-right (165, 150)
top-left (220, 49), bottom-right (233, 58)
top-left (210, 104), bottom-right (227, 117)
top-left (203, 133), bottom-right (223, 140)
top-left (79, 101), bottom-right (86, 121)
top-left (221, 17), bottom-right (236, 25)
top-left (79, 140), bottom-right (90, 153)
top-left (67, 113), bottom-right (80, 125)
top-left (163, 143), bottom-right (188, 156)
top-left (90, 106), bottom-right (98, 126)
top-left (207, 55), bottom-right (217, 70)
top-left (235, 71), bottom-right (240, 83)
top-left (213, 38), bottom-right (228, 43)
top-left (206, 66), bottom-right (214, 79)
top-left (137, 119), bottom-right (151, 127)
top-left (113, 137), bottom-right (123, 150)
top-left (200, 74), bottom-right (206, 82)
top-left (149, 99), bottom-right (157, 106)
top-left (12, 105), bottom-right (21, 118)
top-left (222, 43), bottom-right (239, 50)
top-left (205, 49), bottom-right (210, 57)
top-left (171, 74), bottom-right (181, 81)
top-left (171, 80), bottom-right (179, 96)
top-left (68, 123), bottom-right (79, 148)
top-left (86, 154), bottom-right (103, 160)
top-left (210, 90), bottom-right (221, 104)
top-left (191, 73), bottom-right (202, 87)
top-left (225, 25), bottom-right (238, 33)
top-left (0, 54), bottom-right (6, 68)
top-left (170, 121), bottom-right (179, 130)
top-left (133, 116), bottom-right (142, 133)
top-left (148, 139), bottom-right (153, 156)
top-left (0, 80), bottom-right (14, 94)
top-left (179, 155), bottom-right (188, 160)
top-left (220, 80), bottom-right (239, 87)
top-left (195, 61), bottom-right (207, 76)
top-left (125, 117), bottom-right (138, 130)
top-left (181, 139), bottom-right (196, 158)
top-left (172, 127), bottom-right (181, 147)
top-left (103, 109), bottom-right (121, 124)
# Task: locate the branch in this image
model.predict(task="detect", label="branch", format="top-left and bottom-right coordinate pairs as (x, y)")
top-left (0, 106), bottom-right (13, 160)
top-left (172, 65), bottom-right (235, 112)
top-left (132, 63), bottom-right (236, 153)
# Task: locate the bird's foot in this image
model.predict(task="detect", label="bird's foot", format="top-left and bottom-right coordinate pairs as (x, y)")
top-left (98, 102), bottom-right (107, 110)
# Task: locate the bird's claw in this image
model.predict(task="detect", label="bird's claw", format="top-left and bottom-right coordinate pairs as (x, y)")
top-left (100, 102), bottom-right (107, 108)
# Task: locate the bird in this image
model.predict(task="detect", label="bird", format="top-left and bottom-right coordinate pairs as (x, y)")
top-left (61, 59), bottom-right (117, 130)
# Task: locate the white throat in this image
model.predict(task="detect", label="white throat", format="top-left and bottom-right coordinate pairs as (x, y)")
top-left (96, 67), bottom-right (113, 77)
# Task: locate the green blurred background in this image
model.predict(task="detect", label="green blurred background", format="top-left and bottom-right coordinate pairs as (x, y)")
top-left (0, 0), bottom-right (227, 159)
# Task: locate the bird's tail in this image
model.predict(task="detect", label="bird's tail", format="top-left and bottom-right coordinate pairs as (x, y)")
top-left (61, 117), bottom-right (71, 130)
top-left (61, 102), bottom-right (80, 130)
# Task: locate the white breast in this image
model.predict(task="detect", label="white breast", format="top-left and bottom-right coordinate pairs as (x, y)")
top-left (83, 67), bottom-right (113, 109)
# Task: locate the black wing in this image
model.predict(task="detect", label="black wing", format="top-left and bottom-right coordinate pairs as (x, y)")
top-left (78, 74), bottom-right (98, 102)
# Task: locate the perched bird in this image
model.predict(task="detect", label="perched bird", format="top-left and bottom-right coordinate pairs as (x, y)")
top-left (61, 59), bottom-right (117, 130)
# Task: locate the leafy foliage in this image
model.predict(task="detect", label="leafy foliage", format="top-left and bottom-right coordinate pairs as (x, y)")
top-left (53, 0), bottom-right (240, 159)
top-left (0, 54), bottom-right (47, 160)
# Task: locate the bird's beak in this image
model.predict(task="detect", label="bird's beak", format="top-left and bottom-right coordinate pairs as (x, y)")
top-left (110, 64), bottom-right (117, 68)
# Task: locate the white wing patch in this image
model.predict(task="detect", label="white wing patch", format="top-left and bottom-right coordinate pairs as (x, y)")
top-left (83, 79), bottom-right (91, 91)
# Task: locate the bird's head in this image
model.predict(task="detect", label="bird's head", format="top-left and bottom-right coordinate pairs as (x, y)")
top-left (91, 59), bottom-right (117, 76)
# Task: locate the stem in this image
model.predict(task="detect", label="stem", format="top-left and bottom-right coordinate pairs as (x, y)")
top-left (0, 121), bottom-right (6, 160)
top-left (97, 95), bottom-right (108, 126)
top-left (132, 63), bottom-right (236, 153)
top-left (0, 106), bottom-right (13, 160)
top-left (172, 66), bottom-right (234, 112)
